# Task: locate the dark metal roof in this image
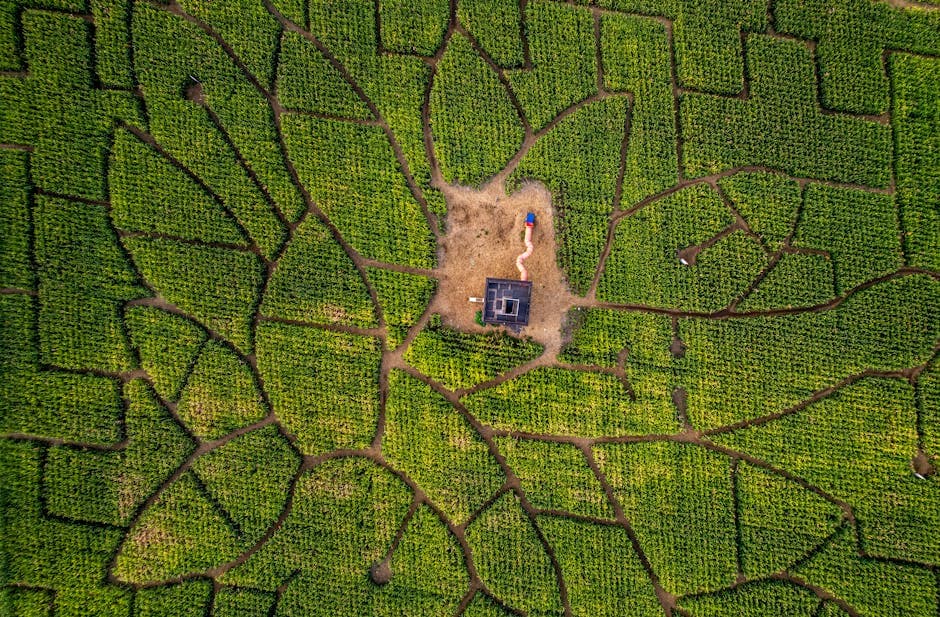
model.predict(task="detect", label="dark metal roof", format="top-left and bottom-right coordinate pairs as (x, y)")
top-left (482, 278), bottom-right (532, 331)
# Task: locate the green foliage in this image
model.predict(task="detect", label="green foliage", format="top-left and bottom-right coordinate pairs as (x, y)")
top-left (511, 97), bottom-right (628, 294)
top-left (177, 0), bottom-right (281, 90)
top-left (133, 3), bottom-right (298, 241)
top-left (305, 0), bottom-right (377, 69)
top-left (462, 593), bottom-right (514, 616)
top-left (0, 10), bottom-right (142, 201)
top-left (213, 587), bottom-right (275, 616)
top-left (0, 2), bottom-right (18, 72)
top-left (496, 438), bottom-right (612, 519)
top-left (300, 2), bottom-right (440, 205)
top-left (177, 340), bottom-right (267, 440)
top-left (0, 2), bottom-right (937, 613)
top-left (507, 1), bottom-right (596, 132)
top-left (220, 458), bottom-right (417, 615)
top-left (774, 0), bottom-right (940, 115)
top-left (430, 32), bottom-right (525, 186)
top-left (673, 0), bottom-right (765, 93)
top-left (0, 292), bottom-right (33, 371)
top-left (54, 586), bottom-right (131, 616)
top-left (256, 322), bottom-right (381, 456)
top-left (457, 0), bottom-right (524, 67)
top-left (715, 378), bottom-right (940, 565)
top-left (1, 440), bottom-right (125, 589)
top-left (135, 580), bottom-right (213, 617)
top-left (794, 184), bottom-right (902, 293)
top-left (681, 35), bottom-right (892, 187)
top-left (558, 313), bottom-right (681, 434)
top-left (463, 367), bottom-right (677, 437)
top-left (678, 275), bottom-right (939, 427)
top-left (372, 505), bottom-right (470, 615)
top-left (600, 13), bottom-right (678, 206)
top-left (238, 0), bottom-right (439, 220)
top-left (1, 587), bottom-right (53, 617)
top-left (539, 515), bottom-right (663, 617)
top-left (679, 579), bottom-right (820, 616)
top-left (599, 0), bottom-right (766, 94)
top-left (379, 0), bottom-right (449, 56)
top-left (465, 492), bottom-right (563, 615)
top-left (594, 442), bottom-right (737, 595)
top-left (91, 0), bottom-right (133, 88)
top-left (35, 195), bottom-right (144, 372)
top-left (125, 306), bottom-right (208, 403)
top-left (736, 252), bottom-right (835, 311)
top-left (560, 308), bottom-right (674, 368)
top-left (276, 31), bottom-right (372, 119)
top-left (109, 128), bottom-right (248, 246)
top-left (793, 527), bottom-right (937, 617)
top-left (123, 237), bottom-right (263, 354)
top-left (192, 425), bottom-right (300, 539)
top-left (1, 370), bottom-right (124, 446)
top-left (384, 370), bottom-right (504, 524)
top-left (718, 172), bottom-right (802, 252)
top-left (403, 315), bottom-right (543, 391)
top-left (0, 150), bottom-right (31, 289)
top-left (267, 0), bottom-right (304, 25)
top-left (282, 115), bottom-right (435, 267)
top-left (922, 360), bottom-right (940, 457)
top-left (261, 214), bottom-right (376, 328)
top-left (1, 296), bottom-right (125, 444)
top-left (44, 379), bottom-right (195, 526)
top-left (817, 603), bottom-right (851, 617)
top-left (113, 471), bottom-right (242, 583)
top-left (891, 53), bottom-right (940, 271)
top-left (598, 184), bottom-right (768, 311)
top-left (736, 462), bottom-right (843, 578)
top-left (366, 267), bottom-right (435, 347)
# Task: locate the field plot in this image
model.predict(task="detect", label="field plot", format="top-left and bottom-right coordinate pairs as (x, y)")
top-left (0, 0), bottom-right (939, 616)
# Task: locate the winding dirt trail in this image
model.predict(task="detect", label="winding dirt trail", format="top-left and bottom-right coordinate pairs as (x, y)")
top-left (6, 1), bottom-right (938, 615)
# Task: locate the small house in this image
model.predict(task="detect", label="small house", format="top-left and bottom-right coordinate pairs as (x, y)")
top-left (482, 278), bottom-right (532, 332)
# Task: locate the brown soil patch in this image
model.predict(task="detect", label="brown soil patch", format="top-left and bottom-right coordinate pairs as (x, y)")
top-left (671, 387), bottom-right (690, 429)
top-left (432, 180), bottom-right (579, 358)
top-left (912, 449), bottom-right (936, 477)
top-left (670, 336), bottom-right (687, 358)
top-left (186, 82), bottom-right (206, 106)
top-left (676, 245), bottom-right (701, 266)
top-left (369, 559), bottom-right (392, 585)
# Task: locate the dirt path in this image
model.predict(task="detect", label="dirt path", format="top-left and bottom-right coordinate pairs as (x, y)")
top-left (431, 179), bottom-right (580, 358)
top-left (10, 2), bottom-right (933, 615)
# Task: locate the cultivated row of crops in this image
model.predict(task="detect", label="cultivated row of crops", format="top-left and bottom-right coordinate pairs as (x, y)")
top-left (1, 0), bottom-right (938, 615)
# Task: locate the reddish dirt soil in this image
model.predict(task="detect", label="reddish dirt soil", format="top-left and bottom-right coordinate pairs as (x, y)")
top-left (431, 179), bottom-right (580, 357)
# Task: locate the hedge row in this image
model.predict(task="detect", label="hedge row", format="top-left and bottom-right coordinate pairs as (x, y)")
top-left (430, 32), bottom-right (525, 187)
top-left (384, 370), bottom-right (503, 525)
top-left (681, 35), bottom-right (892, 188)
top-left (256, 321), bottom-right (381, 456)
top-left (715, 378), bottom-right (939, 566)
top-left (679, 274), bottom-right (939, 428)
top-left (598, 183), bottom-right (767, 312)
top-left (403, 314), bottom-right (543, 391)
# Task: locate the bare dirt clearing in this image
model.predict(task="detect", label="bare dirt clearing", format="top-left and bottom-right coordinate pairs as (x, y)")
top-left (431, 179), bottom-right (580, 357)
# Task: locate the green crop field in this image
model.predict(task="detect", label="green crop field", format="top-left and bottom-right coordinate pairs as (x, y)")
top-left (1, 0), bottom-right (939, 615)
